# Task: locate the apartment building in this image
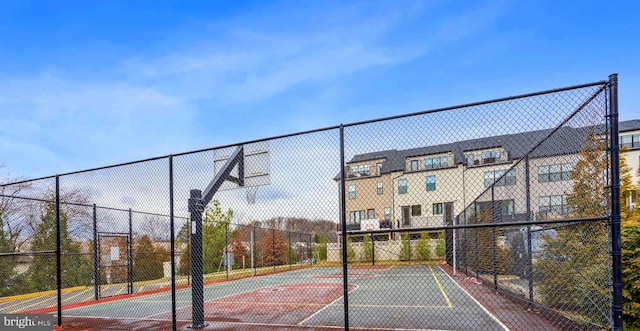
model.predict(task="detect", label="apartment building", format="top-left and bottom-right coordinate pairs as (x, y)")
top-left (338, 119), bottom-right (640, 237)
top-left (621, 120), bottom-right (640, 209)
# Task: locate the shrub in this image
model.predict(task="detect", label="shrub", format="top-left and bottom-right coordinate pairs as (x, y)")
top-left (415, 231), bottom-right (431, 260)
top-left (399, 233), bottom-right (411, 261)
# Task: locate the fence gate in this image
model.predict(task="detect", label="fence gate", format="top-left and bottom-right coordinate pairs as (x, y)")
top-left (96, 232), bottom-right (133, 299)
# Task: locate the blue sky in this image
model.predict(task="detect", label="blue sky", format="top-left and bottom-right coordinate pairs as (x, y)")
top-left (1, 0), bottom-right (639, 180)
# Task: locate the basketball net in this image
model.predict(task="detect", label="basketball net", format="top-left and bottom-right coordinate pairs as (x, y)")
top-left (246, 186), bottom-right (258, 204)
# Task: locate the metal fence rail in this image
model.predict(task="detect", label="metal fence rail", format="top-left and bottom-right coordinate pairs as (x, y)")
top-left (0, 74), bottom-right (622, 330)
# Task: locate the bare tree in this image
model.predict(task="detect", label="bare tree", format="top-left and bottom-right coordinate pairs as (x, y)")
top-left (1, 166), bottom-right (94, 251)
top-left (139, 214), bottom-right (170, 241)
top-left (1, 166), bottom-right (34, 252)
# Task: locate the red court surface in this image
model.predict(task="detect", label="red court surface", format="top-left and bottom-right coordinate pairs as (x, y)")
top-left (164, 283), bottom-right (356, 325)
top-left (57, 282), bottom-right (359, 331)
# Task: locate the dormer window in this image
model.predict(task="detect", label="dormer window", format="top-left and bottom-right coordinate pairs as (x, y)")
top-left (621, 134), bottom-right (640, 149)
top-left (425, 156), bottom-right (448, 169)
top-left (410, 160), bottom-right (419, 171)
top-left (351, 164), bottom-right (370, 176)
top-left (481, 150), bottom-right (501, 164)
top-left (465, 154), bottom-right (477, 166)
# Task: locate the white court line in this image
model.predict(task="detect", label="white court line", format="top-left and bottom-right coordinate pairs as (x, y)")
top-left (61, 314), bottom-right (446, 331)
top-left (298, 284), bottom-right (360, 326)
top-left (144, 281), bottom-right (330, 320)
top-left (63, 271), bottom-right (290, 316)
top-left (437, 266), bottom-right (509, 331)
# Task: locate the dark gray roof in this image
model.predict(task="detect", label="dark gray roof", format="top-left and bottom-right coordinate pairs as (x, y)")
top-left (344, 119), bottom-right (639, 176)
top-left (620, 119), bottom-right (640, 133)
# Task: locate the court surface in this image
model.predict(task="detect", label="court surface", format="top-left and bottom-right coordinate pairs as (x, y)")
top-left (52, 265), bottom-right (508, 330)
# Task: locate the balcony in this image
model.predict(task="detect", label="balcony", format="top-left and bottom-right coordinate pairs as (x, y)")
top-left (337, 219), bottom-right (392, 232)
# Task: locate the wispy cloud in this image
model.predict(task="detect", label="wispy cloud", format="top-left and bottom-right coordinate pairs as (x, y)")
top-left (0, 0), bottom-right (513, 180)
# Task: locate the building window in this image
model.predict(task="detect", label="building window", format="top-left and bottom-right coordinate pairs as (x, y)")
top-left (376, 163), bottom-right (383, 175)
top-left (411, 205), bottom-right (421, 216)
top-left (500, 200), bottom-right (515, 216)
top-left (481, 150), bottom-right (501, 164)
top-left (465, 154), bottom-right (477, 166)
top-left (367, 209), bottom-right (375, 219)
top-left (425, 156), bottom-right (449, 169)
top-left (433, 203), bottom-right (443, 215)
top-left (628, 191), bottom-right (638, 212)
top-left (377, 181), bottom-right (383, 195)
top-left (621, 134), bottom-right (640, 149)
top-left (426, 175), bottom-right (436, 191)
top-left (410, 160), bottom-right (419, 171)
top-left (484, 169), bottom-right (516, 187)
top-left (349, 210), bottom-right (366, 223)
top-left (384, 207), bottom-right (391, 221)
top-left (538, 163), bottom-right (573, 182)
top-left (351, 164), bottom-right (370, 176)
top-left (348, 185), bottom-right (356, 199)
top-left (539, 195), bottom-right (570, 215)
top-left (398, 179), bottom-right (408, 194)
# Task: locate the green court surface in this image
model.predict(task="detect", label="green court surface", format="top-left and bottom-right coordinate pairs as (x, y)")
top-left (43, 264), bottom-right (507, 330)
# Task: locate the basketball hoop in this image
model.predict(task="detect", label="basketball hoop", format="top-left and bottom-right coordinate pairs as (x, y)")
top-left (246, 186), bottom-right (258, 204)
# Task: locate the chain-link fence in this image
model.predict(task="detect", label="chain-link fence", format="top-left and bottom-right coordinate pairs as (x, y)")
top-left (0, 75), bottom-right (623, 330)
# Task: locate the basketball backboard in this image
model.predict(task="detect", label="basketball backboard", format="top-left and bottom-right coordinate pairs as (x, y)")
top-left (213, 141), bottom-right (270, 191)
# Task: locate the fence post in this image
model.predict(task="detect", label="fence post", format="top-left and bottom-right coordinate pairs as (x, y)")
top-left (169, 156), bottom-right (177, 331)
top-left (187, 217), bottom-right (191, 285)
top-left (463, 209), bottom-right (468, 274)
top-left (370, 233), bottom-right (375, 266)
top-left (128, 209), bottom-right (133, 295)
top-left (251, 227), bottom-right (255, 276)
top-left (272, 229), bottom-right (276, 273)
top-left (491, 186), bottom-right (497, 291)
top-left (309, 234), bottom-right (313, 266)
top-left (525, 155), bottom-right (534, 307)
top-left (55, 175), bottom-right (62, 327)
top-left (608, 73), bottom-right (623, 330)
top-left (92, 204), bottom-right (98, 301)
top-left (288, 231), bottom-right (292, 270)
top-left (225, 222), bottom-right (229, 280)
top-left (474, 226), bottom-right (479, 277)
top-left (408, 231), bottom-right (412, 265)
top-left (339, 125), bottom-right (349, 331)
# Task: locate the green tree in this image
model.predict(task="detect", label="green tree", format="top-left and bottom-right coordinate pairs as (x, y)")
top-left (621, 149), bottom-right (640, 328)
top-left (176, 222), bottom-right (190, 246)
top-left (399, 233), bottom-right (411, 261)
top-left (473, 209), bottom-right (508, 274)
top-left (30, 201), bottom-right (92, 291)
top-left (415, 231), bottom-right (431, 261)
top-left (177, 200), bottom-right (233, 275)
top-left (535, 129), bottom-right (609, 326)
top-left (204, 200), bottom-right (233, 273)
top-left (435, 231), bottom-right (446, 259)
top-left (622, 219), bottom-right (640, 329)
top-left (178, 241), bottom-right (191, 276)
top-left (313, 234), bottom-right (328, 261)
top-left (133, 235), bottom-right (165, 281)
top-left (339, 236), bottom-right (356, 263)
top-left (362, 234), bottom-right (373, 262)
top-left (345, 237), bottom-right (355, 262)
top-left (286, 242), bottom-right (297, 265)
top-left (0, 225), bottom-right (16, 295)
